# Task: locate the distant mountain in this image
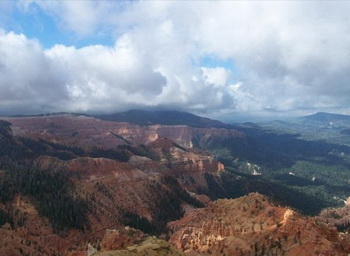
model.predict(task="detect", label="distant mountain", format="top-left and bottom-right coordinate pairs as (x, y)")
top-left (302, 112), bottom-right (350, 122)
top-left (94, 110), bottom-right (230, 128)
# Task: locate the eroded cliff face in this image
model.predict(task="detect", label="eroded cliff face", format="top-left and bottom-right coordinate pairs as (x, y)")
top-left (0, 114), bottom-right (231, 256)
top-left (4, 114), bottom-right (244, 150)
top-left (318, 204), bottom-right (350, 233)
top-left (5, 113), bottom-right (229, 202)
top-left (33, 152), bottom-right (212, 228)
top-left (0, 158), bottom-right (198, 256)
top-left (7, 114), bottom-right (349, 256)
top-left (5, 115), bottom-right (160, 149)
top-left (169, 193), bottom-right (350, 256)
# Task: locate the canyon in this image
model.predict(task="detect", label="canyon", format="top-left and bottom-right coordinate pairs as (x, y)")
top-left (0, 111), bottom-right (350, 255)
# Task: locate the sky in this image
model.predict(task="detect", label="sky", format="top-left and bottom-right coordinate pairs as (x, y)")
top-left (0, 1), bottom-right (350, 121)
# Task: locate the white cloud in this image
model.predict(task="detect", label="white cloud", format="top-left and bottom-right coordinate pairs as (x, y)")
top-left (0, 29), bottom-right (234, 115)
top-left (201, 67), bottom-right (231, 87)
top-left (0, 30), bottom-right (68, 114)
top-left (1, 1), bottom-right (350, 118)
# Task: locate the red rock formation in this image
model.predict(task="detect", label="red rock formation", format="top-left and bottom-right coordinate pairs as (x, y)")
top-left (169, 193), bottom-right (350, 256)
top-left (0, 195), bottom-right (84, 256)
top-left (100, 227), bottom-right (148, 251)
top-left (0, 139), bottom-right (220, 255)
top-left (4, 114), bottom-right (244, 150)
top-left (318, 204), bottom-right (350, 232)
top-left (2, 114), bottom-right (350, 256)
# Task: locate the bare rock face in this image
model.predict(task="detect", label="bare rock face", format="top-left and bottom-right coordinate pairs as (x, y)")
top-left (2, 114), bottom-right (350, 256)
top-left (318, 204), bottom-right (350, 232)
top-left (169, 193), bottom-right (350, 256)
top-left (4, 114), bottom-right (229, 197)
top-left (6, 141), bottom-right (219, 255)
top-left (4, 114), bottom-right (244, 150)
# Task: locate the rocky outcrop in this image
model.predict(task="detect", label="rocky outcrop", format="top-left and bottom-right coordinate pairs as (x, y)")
top-left (318, 204), bottom-right (350, 232)
top-left (7, 114), bottom-right (349, 256)
top-left (169, 193), bottom-right (350, 256)
top-left (75, 227), bottom-right (187, 256)
top-left (4, 114), bottom-right (244, 150)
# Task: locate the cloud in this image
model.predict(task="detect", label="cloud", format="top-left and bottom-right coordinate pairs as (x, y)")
top-left (201, 67), bottom-right (231, 87)
top-left (21, 0), bottom-right (123, 38)
top-left (0, 29), bottom-right (234, 115)
top-left (1, 1), bottom-right (350, 118)
top-left (45, 34), bottom-right (169, 112)
top-left (0, 30), bottom-right (68, 114)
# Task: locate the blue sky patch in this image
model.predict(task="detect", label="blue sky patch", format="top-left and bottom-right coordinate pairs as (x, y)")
top-left (200, 55), bottom-right (240, 83)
